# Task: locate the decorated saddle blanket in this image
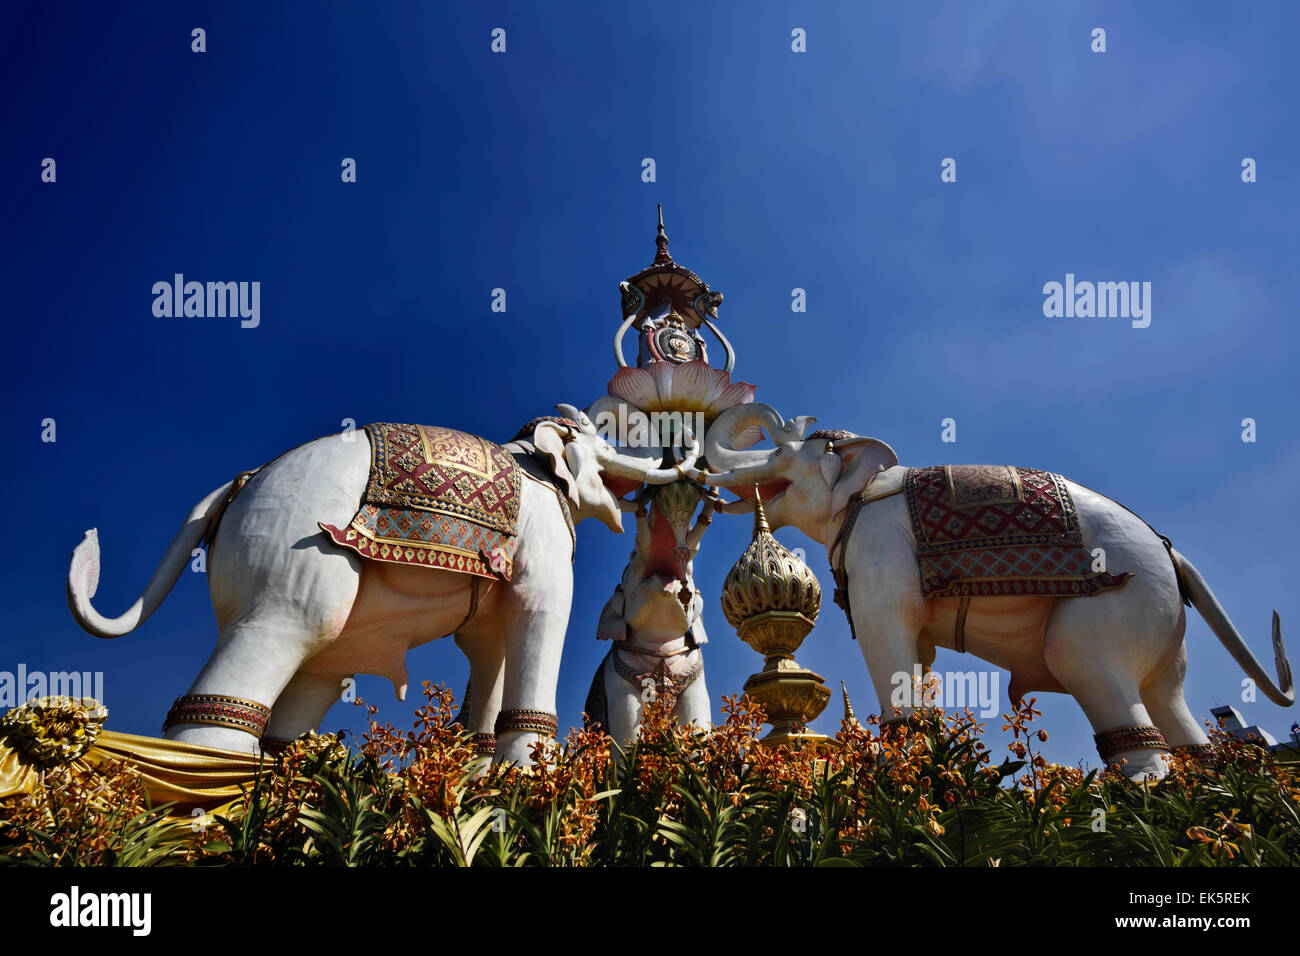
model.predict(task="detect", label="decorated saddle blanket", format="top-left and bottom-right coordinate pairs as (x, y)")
top-left (904, 465), bottom-right (1131, 599)
top-left (321, 423), bottom-right (523, 581)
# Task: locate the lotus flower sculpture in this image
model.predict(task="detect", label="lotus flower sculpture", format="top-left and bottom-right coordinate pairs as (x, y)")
top-left (606, 359), bottom-right (755, 420)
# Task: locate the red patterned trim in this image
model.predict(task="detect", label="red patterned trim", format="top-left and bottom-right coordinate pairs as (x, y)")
top-left (163, 694), bottom-right (272, 738)
top-left (321, 509), bottom-right (515, 581)
top-left (905, 466), bottom-right (1133, 599)
top-left (1094, 724), bottom-right (1170, 763)
top-left (495, 709), bottom-right (558, 738)
top-left (469, 732), bottom-right (496, 756)
top-left (611, 648), bottom-right (702, 712)
top-left (322, 423), bottom-right (523, 582)
top-left (807, 429), bottom-right (858, 442)
top-left (510, 417), bottom-right (579, 442)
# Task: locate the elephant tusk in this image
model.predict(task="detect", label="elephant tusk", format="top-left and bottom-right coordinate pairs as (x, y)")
top-left (701, 316), bottom-right (736, 375)
top-left (612, 311), bottom-right (637, 369)
top-left (717, 496), bottom-right (757, 515)
top-left (690, 468), bottom-right (729, 486)
top-left (639, 455), bottom-right (701, 485)
top-left (613, 282), bottom-right (646, 369)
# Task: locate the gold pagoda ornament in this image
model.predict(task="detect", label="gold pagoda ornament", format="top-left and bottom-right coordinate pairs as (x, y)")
top-left (721, 490), bottom-right (837, 749)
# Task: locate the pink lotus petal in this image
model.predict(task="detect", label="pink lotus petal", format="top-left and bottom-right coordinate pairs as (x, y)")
top-left (663, 360), bottom-right (714, 407)
top-left (607, 367), bottom-right (659, 408)
top-left (608, 359), bottom-right (757, 415)
top-left (708, 381), bottom-right (757, 414)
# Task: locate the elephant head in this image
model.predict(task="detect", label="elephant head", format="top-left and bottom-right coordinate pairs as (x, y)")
top-left (595, 553), bottom-right (706, 648)
top-left (595, 482), bottom-right (712, 648)
top-left (695, 402), bottom-right (898, 540)
top-left (527, 404), bottom-right (700, 534)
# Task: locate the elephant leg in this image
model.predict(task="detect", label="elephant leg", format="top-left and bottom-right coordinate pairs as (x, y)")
top-left (672, 665), bottom-right (712, 733)
top-left (172, 548), bottom-right (361, 753)
top-left (856, 617), bottom-right (928, 724)
top-left (850, 586), bottom-right (928, 723)
top-left (604, 656), bottom-right (641, 743)
top-left (493, 481), bottom-right (575, 766)
top-left (494, 603), bottom-right (570, 764)
top-left (184, 436), bottom-right (367, 753)
top-left (843, 523), bottom-right (929, 722)
top-left (1043, 594), bottom-right (1172, 779)
top-left (266, 672), bottom-right (351, 741)
top-left (1139, 627), bottom-right (1210, 749)
top-left (455, 627), bottom-right (505, 738)
top-left (167, 619), bottom-right (335, 753)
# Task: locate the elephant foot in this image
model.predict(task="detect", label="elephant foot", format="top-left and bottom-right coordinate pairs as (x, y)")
top-left (164, 724), bottom-right (265, 755)
top-left (493, 709), bottom-right (559, 766)
top-left (494, 731), bottom-right (551, 766)
top-left (1111, 749), bottom-right (1172, 780)
top-left (162, 692), bottom-right (273, 755)
top-left (1095, 724), bottom-right (1172, 780)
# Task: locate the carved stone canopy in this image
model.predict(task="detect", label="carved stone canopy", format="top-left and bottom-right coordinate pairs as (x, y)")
top-left (613, 207), bottom-right (736, 375)
top-left (622, 205), bottom-right (720, 332)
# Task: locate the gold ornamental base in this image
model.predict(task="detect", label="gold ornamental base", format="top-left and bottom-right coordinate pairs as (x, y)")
top-left (742, 659), bottom-right (840, 752)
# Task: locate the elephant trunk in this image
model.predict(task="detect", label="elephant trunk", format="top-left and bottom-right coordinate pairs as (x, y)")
top-left (703, 403), bottom-right (788, 472)
top-left (553, 401), bottom-right (700, 484)
top-left (698, 459), bottom-right (783, 490)
top-left (602, 435), bottom-right (701, 485)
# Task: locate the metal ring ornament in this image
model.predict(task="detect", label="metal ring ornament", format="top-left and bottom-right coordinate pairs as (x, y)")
top-left (494, 709), bottom-right (559, 738)
top-left (163, 693), bottom-right (272, 738)
top-left (1093, 724), bottom-right (1170, 763)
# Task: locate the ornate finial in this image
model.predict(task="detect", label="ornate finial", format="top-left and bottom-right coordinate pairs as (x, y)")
top-left (721, 487), bottom-right (820, 631)
top-left (654, 204), bottom-right (673, 265)
top-left (752, 486), bottom-right (770, 536)
top-left (720, 481), bottom-right (833, 750)
top-left (842, 681), bottom-right (860, 725)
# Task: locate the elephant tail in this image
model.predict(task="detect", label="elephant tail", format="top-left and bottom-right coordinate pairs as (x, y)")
top-left (67, 478), bottom-right (242, 638)
top-left (1171, 547), bottom-right (1294, 706)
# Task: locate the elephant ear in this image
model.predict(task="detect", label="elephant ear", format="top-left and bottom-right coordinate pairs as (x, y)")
top-left (534, 420), bottom-right (624, 533)
top-left (564, 439), bottom-right (624, 532)
top-left (688, 607), bottom-right (709, 646)
top-left (595, 585), bottom-right (627, 642)
top-left (533, 422), bottom-right (580, 507)
top-left (831, 437), bottom-right (900, 517)
top-left (819, 450), bottom-right (843, 491)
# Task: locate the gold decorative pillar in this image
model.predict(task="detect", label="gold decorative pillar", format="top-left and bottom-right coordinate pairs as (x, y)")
top-left (721, 493), bottom-right (837, 749)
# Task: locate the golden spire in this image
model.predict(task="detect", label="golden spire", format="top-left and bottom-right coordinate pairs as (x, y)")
top-left (654, 203), bottom-right (673, 265)
top-left (752, 486), bottom-right (770, 536)
top-left (842, 681), bottom-right (862, 729)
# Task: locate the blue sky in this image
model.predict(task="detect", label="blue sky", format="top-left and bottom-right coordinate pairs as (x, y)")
top-left (3, 1), bottom-right (1297, 769)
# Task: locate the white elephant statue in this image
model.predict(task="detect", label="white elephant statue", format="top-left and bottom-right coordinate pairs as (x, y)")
top-left (66, 405), bottom-right (696, 765)
top-left (694, 402), bottom-right (1294, 778)
top-left (584, 481), bottom-right (714, 741)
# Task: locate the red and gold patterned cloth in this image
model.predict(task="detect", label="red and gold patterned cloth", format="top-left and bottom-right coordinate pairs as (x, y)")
top-left (905, 465), bottom-right (1131, 599)
top-left (321, 423), bottom-right (522, 581)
